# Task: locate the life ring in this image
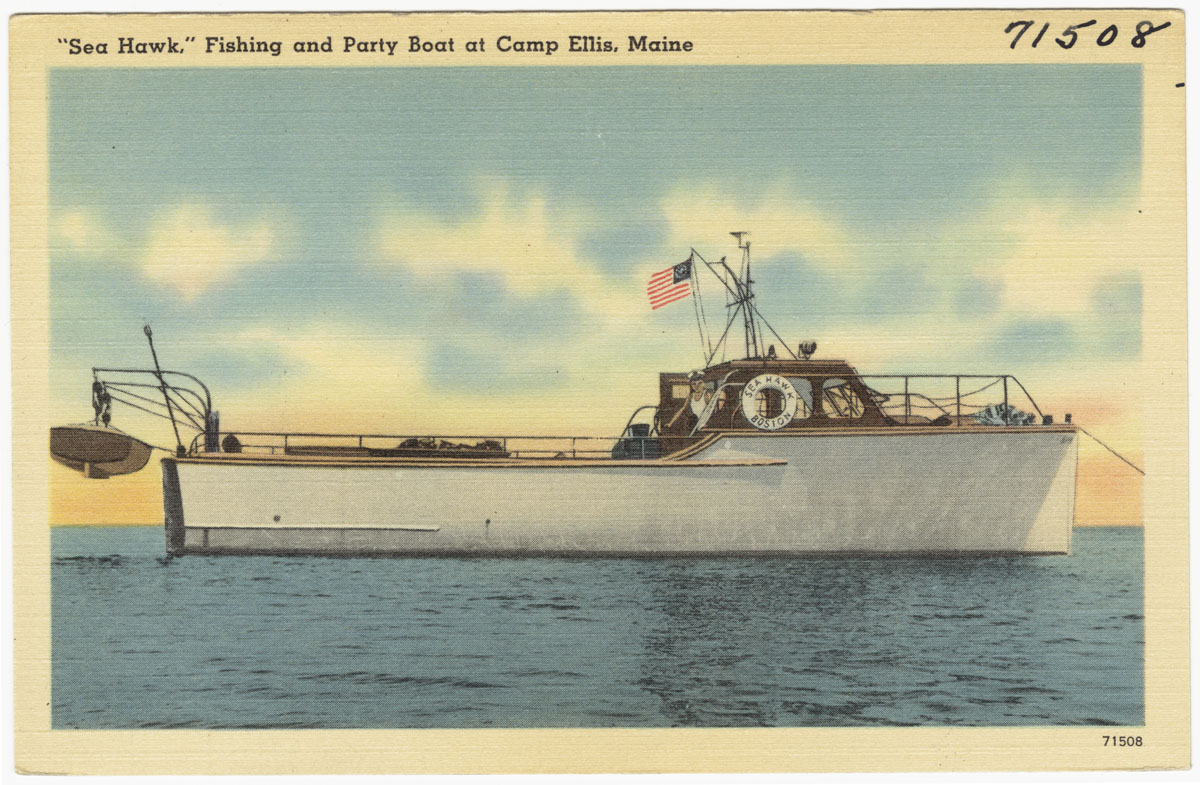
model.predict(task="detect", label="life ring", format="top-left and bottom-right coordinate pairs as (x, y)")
top-left (740, 374), bottom-right (799, 431)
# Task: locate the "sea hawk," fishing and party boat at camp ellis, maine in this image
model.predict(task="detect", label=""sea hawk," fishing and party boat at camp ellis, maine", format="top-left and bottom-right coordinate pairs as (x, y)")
top-left (51, 234), bottom-right (1081, 556)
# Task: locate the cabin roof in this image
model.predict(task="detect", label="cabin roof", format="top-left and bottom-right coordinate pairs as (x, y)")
top-left (663, 358), bottom-right (861, 377)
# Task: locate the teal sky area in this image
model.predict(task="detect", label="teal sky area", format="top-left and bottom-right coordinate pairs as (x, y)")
top-left (48, 65), bottom-right (1142, 410)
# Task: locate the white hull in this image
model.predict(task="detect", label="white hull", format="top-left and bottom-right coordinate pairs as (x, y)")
top-left (163, 428), bottom-right (1077, 556)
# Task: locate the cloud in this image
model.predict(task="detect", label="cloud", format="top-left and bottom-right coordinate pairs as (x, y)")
top-left (938, 197), bottom-right (1147, 318)
top-left (210, 319), bottom-right (655, 437)
top-left (52, 209), bottom-right (114, 255)
top-left (137, 181), bottom-right (1148, 433)
top-left (658, 184), bottom-right (854, 271)
top-left (660, 181), bottom-right (1146, 369)
top-left (140, 205), bottom-right (278, 300)
top-left (211, 323), bottom-right (427, 431)
top-left (987, 316), bottom-right (1077, 363)
top-left (374, 185), bottom-right (641, 318)
top-left (658, 179), bottom-right (1146, 323)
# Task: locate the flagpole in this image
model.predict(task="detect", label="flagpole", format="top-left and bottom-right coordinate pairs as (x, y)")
top-left (654, 237), bottom-right (795, 364)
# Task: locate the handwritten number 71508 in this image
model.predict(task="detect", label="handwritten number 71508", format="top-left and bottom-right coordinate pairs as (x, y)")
top-left (1006, 20), bottom-right (1171, 49)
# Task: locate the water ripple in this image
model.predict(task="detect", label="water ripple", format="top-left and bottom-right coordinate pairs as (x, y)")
top-left (51, 526), bottom-right (1144, 729)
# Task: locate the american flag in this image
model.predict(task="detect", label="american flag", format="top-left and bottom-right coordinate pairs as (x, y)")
top-left (647, 260), bottom-right (693, 310)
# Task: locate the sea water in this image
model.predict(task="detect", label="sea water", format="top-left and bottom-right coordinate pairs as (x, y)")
top-left (51, 526), bottom-right (1143, 728)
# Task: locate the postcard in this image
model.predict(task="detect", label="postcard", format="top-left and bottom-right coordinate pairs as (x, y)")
top-left (10, 9), bottom-right (1188, 774)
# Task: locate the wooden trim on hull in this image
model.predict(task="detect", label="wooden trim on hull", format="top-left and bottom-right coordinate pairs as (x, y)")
top-left (163, 453), bottom-right (787, 470)
top-left (165, 425), bottom-right (1077, 469)
top-left (699, 425), bottom-right (1079, 438)
top-left (669, 426), bottom-right (1078, 458)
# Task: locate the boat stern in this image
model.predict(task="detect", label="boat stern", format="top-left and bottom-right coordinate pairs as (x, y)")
top-left (162, 458), bottom-right (186, 556)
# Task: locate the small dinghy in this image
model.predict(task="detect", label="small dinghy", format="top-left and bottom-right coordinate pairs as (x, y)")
top-left (50, 424), bottom-right (153, 479)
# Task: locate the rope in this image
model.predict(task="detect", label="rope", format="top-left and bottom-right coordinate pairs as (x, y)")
top-left (689, 261), bottom-right (708, 366)
top-left (1078, 426), bottom-right (1145, 476)
top-left (720, 260), bottom-right (731, 364)
top-left (705, 311), bottom-right (740, 368)
top-left (59, 419), bottom-right (177, 454)
top-left (926, 378), bottom-right (1002, 402)
top-left (105, 384), bottom-right (202, 429)
top-left (105, 380), bottom-right (208, 419)
top-left (106, 391), bottom-right (202, 432)
top-left (693, 257), bottom-right (713, 359)
top-left (867, 378), bottom-right (1001, 404)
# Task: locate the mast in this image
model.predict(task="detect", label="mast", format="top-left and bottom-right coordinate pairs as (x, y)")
top-left (728, 231), bottom-right (761, 358)
top-left (144, 324), bottom-right (186, 456)
top-left (692, 233), bottom-right (800, 366)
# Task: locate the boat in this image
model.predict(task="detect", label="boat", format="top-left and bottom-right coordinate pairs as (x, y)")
top-left (50, 423), bottom-right (153, 479)
top-left (52, 234), bottom-right (1078, 556)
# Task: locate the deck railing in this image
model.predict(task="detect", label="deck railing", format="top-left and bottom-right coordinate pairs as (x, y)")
top-left (187, 430), bottom-right (625, 459)
top-left (858, 374), bottom-right (1044, 426)
top-left (184, 375), bottom-right (1047, 456)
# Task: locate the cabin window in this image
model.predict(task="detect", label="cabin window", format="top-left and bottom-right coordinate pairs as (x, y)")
top-left (671, 383), bottom-right (691, 400)
top-left (755, 388), bottom-right (784, 419)
top-left (787, 377), bottom-right (813, 418)
top-left (823, 378), bottom-right (864, 418)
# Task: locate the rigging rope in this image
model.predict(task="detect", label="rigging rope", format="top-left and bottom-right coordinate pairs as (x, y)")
top-left (146, 441), bottom-right (180, 454)
top-left (106, 390), bottom-right (203, 432)
top-left (1078, 426), bottom-right (1145, 476)
top-left (746, 301), bottom-right (800, 360)
top-left (689, 260), bottom-right (708, 366)
top-left (705, 312), bottom-right (740, 368)
top-left (60, 419), bottom-right (177, 454)
top-left (919, 378), bottom-right (1002, 402)
top-left (720, 260), bottom-right (731, 364)
top-left (692, 257), bottom-right (714, 360)
top-left (105, 380), bottom-right (208, 419)
top-left (105, 384), bottom-right (202, 429)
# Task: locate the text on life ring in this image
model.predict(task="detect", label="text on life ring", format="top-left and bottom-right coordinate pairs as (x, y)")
top-left (740, 374), bottom-right (799, 431)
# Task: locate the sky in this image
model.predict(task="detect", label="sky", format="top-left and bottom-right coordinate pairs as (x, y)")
top-left (47, 65), bottom-right (1145, 524)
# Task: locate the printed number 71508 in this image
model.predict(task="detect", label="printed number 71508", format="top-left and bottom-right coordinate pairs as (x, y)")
top-left (1102, 736), bottom-right (1143, 747)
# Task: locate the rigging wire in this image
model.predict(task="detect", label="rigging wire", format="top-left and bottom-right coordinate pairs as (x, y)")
top-left (692, 254), bottom-right (714, 361)
top-left (106, 390), bottom-right (203, 432)
top-left (862, 378), bottom-right (1003, 404)
top-left (690, 249), bottom-right (748, 367)
top-left (103, 383), bottom-right (204, 430)
top-left (688, 258), bottom-right (708, 367)
top-left (103, 384), bottom-right (208, 424)
top-left (1077, 426), bottom-right (1145, 476)
top-left (101, 385), bottom-right (173, 415)
top-left (928, 378), bottom-right (1002, 401)
top-left (720, 260), bottom-right (731, 364)
top-left (104, 383), bottom-right (205, 427)
top-left (746, 301), bottom-right (800, 360)
top-left (104, 390), bottom-right (179, 423)
top-left (63, 415), bottom-right (178, 454)
top-left (705, 313), bottom-right (741, 368)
